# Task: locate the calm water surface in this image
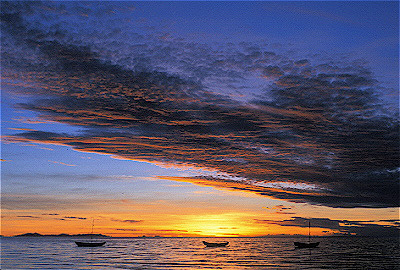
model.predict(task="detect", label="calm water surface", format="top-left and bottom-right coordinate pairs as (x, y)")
top-left (1, 237), bottom-right (399, 269)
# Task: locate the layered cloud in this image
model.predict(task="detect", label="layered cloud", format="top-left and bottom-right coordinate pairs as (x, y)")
top-left (2, 2), bottom-right (399, 208)
top-left (255, 217), bottom-right (399, 237)
top-left (62, 216), bottom-right (86, 220)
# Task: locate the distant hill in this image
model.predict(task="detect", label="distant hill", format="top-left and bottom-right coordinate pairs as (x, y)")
top-left (14, 233), bottom-right (110, 238)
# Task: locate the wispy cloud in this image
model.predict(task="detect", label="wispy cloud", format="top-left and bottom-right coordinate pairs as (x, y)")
top-left (8, 128), bottom-right (37, 131)
top-left (2, 1), bottom-right (398, 208)
top-left (263, 3), bottom-right (359, 25)
top-left (49, 161), bottom-right (76, 167)
top-left (255, 217), bottom-right (399, 237)
top-left (2, 193), bottom-right (129, 211)
top-left (121, 219), bottom-right (143, 223)
top-left (264, 205), bottom-right (296, 215)
top-left (12, 117), bottom-right (54, 124)
top-left (111, 218), bottom-right (143, 223)
top-left (17, 215), bottom-right (40, 219)
top-left (63, 216), bottom-right (86, 220)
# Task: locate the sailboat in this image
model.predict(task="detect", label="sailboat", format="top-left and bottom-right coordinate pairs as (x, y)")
top-left (294, 220), bottom-right (319, 248)
top-left (75, 219), bottom-right (106, 247)
top-left (202, 241), bottom-right (229, 247)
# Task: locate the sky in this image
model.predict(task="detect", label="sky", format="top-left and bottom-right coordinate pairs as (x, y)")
top-left (1, 1), bottom-right (399, 238)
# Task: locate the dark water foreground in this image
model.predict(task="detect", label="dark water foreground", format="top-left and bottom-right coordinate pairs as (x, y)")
top-left (1, 236), bottom-right (399, 269)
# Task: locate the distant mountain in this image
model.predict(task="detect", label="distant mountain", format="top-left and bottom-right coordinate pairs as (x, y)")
top-left (14, 233), bottom-right (110, 238)
top-left (15, 233), bottom-right (43, 237)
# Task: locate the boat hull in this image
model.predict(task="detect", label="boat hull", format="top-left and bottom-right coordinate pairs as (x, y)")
top-left (202, 241), bottom-right (229, 247)
top-left (75, 241), bottom-right (106, 247)
top-left (294, 242), bottom-right (319, 248)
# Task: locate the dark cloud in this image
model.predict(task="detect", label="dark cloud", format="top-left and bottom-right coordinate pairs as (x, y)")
top-left (63, 216), bottom-right (86, 220)
top-left (265, 205), bottom-right (296, 215)
top-left (274, 205), bottom-right (292, 210)
top-left (111, 218), bottom-right (143, 223)
top-left (262, 66), bottom-right (285, 79)
top-left (294, 59), bottom-right (309, 67)
top-left (115, 228), bottom-right (139, 231)
top-left (379, 219), bottom-right (400, 222)
top-left (255, 217), bottom-right (399, 237)
top-left (275, 211), bottom-right (296, 215)
top-left (122, 220), bottom-right (142, 223)
top-left (2, 1), bottom-right (399, 208)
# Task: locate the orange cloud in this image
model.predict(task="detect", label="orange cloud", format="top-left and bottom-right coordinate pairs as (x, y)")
top-left (49, 161), bottom-right (77, 167)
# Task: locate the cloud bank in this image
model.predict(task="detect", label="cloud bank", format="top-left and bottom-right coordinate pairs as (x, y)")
top-left (2, 1), bottom-right (399, 208)
top-left (255, 217), bottom-right (399, 237)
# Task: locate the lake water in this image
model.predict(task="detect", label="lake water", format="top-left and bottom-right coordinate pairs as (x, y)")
top-left (1, 237), bottom-right (399, 269)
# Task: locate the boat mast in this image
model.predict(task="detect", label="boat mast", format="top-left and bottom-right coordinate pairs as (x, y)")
top-left (308, 220), bottom-right (310, 243)
top-left (90, 219), bottom-right (94, 239)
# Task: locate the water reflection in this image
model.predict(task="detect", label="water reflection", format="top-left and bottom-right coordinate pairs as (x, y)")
top-left (2, 237), bottom-right (399, 269)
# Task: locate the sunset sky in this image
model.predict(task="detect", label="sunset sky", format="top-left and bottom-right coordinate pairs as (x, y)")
top-left (1, 1), bottom-right (399, 238)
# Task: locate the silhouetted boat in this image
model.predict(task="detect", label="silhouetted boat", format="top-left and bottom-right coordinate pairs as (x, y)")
top-left (75, 241), bottom-right (106, 247)
top-left (75, 219), bottom-right (106, 247)
top-left (203, 241), bottom-right (229, 247)
top-left (294, 241), bottom-right (319, 248)
top-left (294, 220), bottom-right (319, 248)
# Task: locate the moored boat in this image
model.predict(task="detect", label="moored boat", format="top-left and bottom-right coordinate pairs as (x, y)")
top-left (75, 219), bottom-right (106, 247)
top-left (203, 241), bottom-right (229, 247)
top-left (294, 241), bottom-right (319, 248)
top-left (75, 241), bottom-right (106, 247)
top-left (294, 219), bottom-right (319, 248)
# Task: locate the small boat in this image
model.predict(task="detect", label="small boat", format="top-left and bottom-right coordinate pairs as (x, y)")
top-left (294, 241), bottom-right (319, 248)
top-left (75, 241), bottom-right (106, 247)
top-left (75, 219), bottom-right (106, 247)
top-left (203, 241), bottom-right (229, 247)
top-left (294, 219), bottom-right (319, 248)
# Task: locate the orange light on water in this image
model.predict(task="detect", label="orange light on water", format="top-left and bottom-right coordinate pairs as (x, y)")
top-left (179, 213), bottom-right (265, 237)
